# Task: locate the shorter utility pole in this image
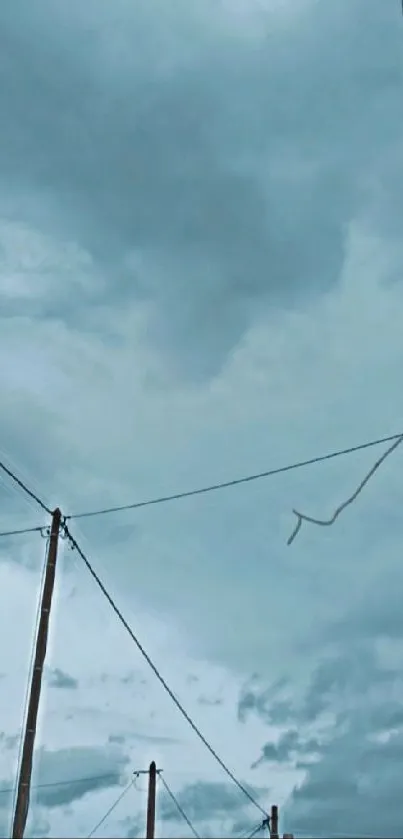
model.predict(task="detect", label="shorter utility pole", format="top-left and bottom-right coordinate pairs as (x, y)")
top-left (270, 805), bottom-right (279, 839)
top-left (267, 804), bottom-right (294, 839)
top-left (146, 761), bottom-right (157, 839)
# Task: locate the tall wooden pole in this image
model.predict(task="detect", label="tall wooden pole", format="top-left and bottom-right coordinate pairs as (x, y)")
top-left (146, 761), bottom-right (157, 839)
top-left (12, 508), bottom-right (62, 839)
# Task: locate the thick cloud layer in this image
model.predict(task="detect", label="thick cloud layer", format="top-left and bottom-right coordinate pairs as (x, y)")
top-left (2, 0), bottom-right (403, 836)
top-left (1, 0), bottom-right (402, 376)
top-left (240, 639), bottom-right (403, 837)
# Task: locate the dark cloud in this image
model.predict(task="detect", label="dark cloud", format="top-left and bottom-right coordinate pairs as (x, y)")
top-left (108, 731), bottom-right (178, 746)
top-left (264, 700), bottom-right (295, 726)
top-left (159, 779), bottom-right (266, 826)
top-left (239, 645), bottom-right (397, 731)
top-left (120, 670), bottom-right (148, 687)
top-left (108, 734), bottom-right (126, 745)
top-left (0, 731), bottom-right (18, 750)
top-left (285, 722), bottom-right (403, 839)
top-left (238, 677), bottom-right (295, 727)
top-left (237, 637), bottom-right (403, 834)
top-left (299, 647), bottom-right (393, 723)
top-left (325, 569), bottom-right (403, 647)
top-left (280, 647), bottom-right (403, 837)
top-left (238, 686), bottom-right (271, 724)
top-left (47, 667), bottom-right (78, 690)
top-left (253, 730), bottom-right (310, 768)
top-left (32, 745), bottom-right (129, 808)
top-left (124, 814), bottom-right (144, 839)
top-left (197, 694), bottom-right (223, 707)
top-left (1, 0), bottom-right (402, 376)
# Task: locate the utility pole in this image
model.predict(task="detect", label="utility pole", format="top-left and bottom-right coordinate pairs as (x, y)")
top-left (270, 805), bottom-right (279, 839)
top-left (12, 508), bottom-right (62, 839)
top-left (146, 761), bottom-right (157, 839)
top-left (267, 804), bottom-right (294, 839)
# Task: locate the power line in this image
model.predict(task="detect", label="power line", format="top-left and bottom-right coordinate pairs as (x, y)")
top-left (247, 824), bottom-right (266, 838)
top-left (0, 525), bottom-right (47, 539)
top-left (159, 775), bottom-right (201, 839)
top-left (0, 460), bottom-right (51, 515)
top-left (239, 824), bottom-right (261, 839)
top-left (64, 432), bottom-right (403, 522)
top-left (0, 772), bottom-right (125, 796)
top-left (87, 779), bottom-right (135, 838)
top-left (63, 523), bottom-right (268, 821)
top-left (287, 433), bottom-right (403, 544)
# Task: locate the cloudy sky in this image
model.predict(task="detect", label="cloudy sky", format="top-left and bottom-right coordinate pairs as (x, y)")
top-left (1, 0), bottom-right (403, 836)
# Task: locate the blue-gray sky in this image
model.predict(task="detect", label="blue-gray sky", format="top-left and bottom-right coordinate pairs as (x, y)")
top-left (1, 0), bottom-right (403, 835)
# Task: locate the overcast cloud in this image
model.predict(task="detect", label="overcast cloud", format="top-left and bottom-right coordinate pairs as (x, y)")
top-left (1, 0), bottom-right (403, 835)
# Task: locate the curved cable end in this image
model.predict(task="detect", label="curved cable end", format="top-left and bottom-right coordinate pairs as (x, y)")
top-left (287, 511), bottom-right (302, 546)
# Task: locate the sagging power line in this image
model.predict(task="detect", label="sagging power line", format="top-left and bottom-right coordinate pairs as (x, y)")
top-left (64, 431), bottom-right (403, 522)
top-left (0, 772), bottom-right (128, 796)
top-left (1, 432), bottom-right (402, 539)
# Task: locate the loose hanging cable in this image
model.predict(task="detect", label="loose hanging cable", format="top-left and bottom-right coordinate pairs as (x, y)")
top-left (64, 432), bottom-right (403, 522)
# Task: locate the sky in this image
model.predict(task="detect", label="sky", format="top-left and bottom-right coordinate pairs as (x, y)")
top-left (1, 0), bottom-right (403, 836)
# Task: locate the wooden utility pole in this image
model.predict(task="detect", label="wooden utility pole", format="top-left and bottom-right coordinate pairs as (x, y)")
top-left (268, 804), bottom-right (294, 839)
top-left (12, 508), bottom-right (62, 839)
top-left (146, 761), bottom-right (157, 839)
top-left (270, 805), bottom-right (279, 839)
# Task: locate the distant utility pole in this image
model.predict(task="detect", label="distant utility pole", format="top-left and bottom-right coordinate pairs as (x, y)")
top-left (268, 805), bottom-right (294, 839)
top-left (146, 761), bottom-right (157, 839)
top-left (270, 805), bottom-right (279, 839)
top-left (12, 508), bottom-right (62, 839)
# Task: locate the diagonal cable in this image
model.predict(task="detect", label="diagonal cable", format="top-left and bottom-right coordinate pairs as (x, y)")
top-left (63, 524), bottom-right (268, 821)
top-left (87, 779), bottom-right (134, 838)
top-left (0, 461), bottom-right (51, 515)
top-left (159, 775), bottom-right (201, 839)
top-left (247, 824), bottom-right (266, 838)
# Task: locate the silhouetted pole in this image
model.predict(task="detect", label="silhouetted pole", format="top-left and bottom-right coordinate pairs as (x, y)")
top-left (270, 805), bottom-right (279, 839)
top-left (146, 761), bottom-right (157, 839)
top-left (12, 508), bottom-right (62, 839)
